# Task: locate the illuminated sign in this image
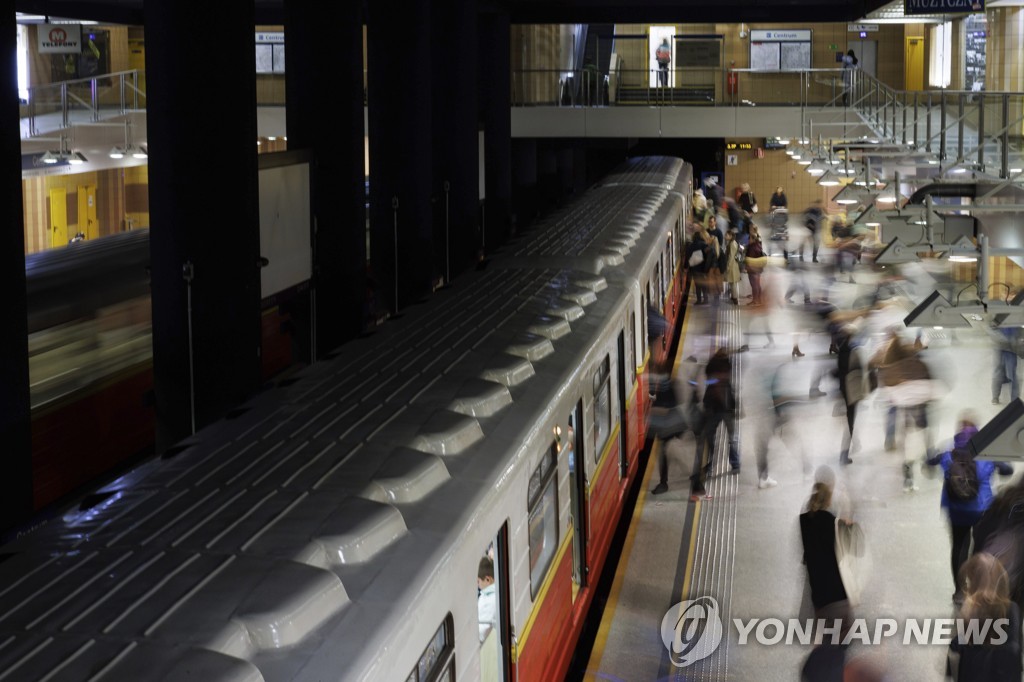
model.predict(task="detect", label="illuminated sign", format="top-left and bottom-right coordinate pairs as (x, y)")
top-left (726, 142), bottom-right (753, 150)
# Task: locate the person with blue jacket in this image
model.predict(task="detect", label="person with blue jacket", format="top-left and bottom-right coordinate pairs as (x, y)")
top-left (926, 415), bottom-right (1014, 604)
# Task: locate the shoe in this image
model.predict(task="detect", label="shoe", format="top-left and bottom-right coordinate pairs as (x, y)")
top-left (828, 343), bottom-right (838, 354)
top-left (953, 591), bottom-right (965, 606)
top-left (730, 298), bottom-right (739, 305)
top-left (809, 388), bottom-right (826, 399)
top-left (690, 492), bottom-right (712, 502)
top-left (731, 466), bottom-right (741, 474)
top-left (758, 476), bottom-right (778, 489)
top-left (652, 482), bottom-right (668, 495)
top-left (813, 258), bottom-right (819, 263)
top-left (792, 347), bottom-right (805, 358)
top-left (840, 452), bottom-right (853, 465)
top-left (993, 399), bottom-right (1001, 405)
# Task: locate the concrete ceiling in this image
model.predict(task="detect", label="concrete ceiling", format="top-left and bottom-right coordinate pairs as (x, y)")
top-left (14, 0), bottom-right (892, 27)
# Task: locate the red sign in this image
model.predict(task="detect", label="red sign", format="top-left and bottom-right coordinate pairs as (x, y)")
top-left (48, 28), bottom-right (67, 43)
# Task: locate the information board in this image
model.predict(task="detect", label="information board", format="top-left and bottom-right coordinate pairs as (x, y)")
top-left (781, 42), bottom-right (811, 70)
top-left (750, 42), bottom-right (780, 71)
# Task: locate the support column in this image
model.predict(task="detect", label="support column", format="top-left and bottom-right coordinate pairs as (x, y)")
top-left (368, 0), bottom-right (435, 312)
top-left (0, 0), bottom-right (32, 533)
top-left (481, 11), bottom-right (512, 249)
top-left (986, 8), bottom-right (1024, 139)
top-left (432, 0), bottom-right (480, 281)
top-left (285, 0), bottom-right (366, 354)
top-left (145, 0), bottom-right (262, 451)
top-left (513, 138), bottom-right (538, 227)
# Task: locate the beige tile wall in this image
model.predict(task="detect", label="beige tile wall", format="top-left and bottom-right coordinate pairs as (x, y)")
top-left (722, 138), bottom-right (833, 219)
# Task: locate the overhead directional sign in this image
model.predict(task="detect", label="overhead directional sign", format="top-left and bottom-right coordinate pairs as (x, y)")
top-left (905, 0), bottom-right (983, 14)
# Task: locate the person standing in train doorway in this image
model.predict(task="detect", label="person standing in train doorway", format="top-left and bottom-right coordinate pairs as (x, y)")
top-left (842, 49), bottom-right (858, 107)
top-left (655, 37), bottom-right (671, 87)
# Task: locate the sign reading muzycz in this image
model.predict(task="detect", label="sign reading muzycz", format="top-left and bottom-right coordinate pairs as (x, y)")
top-left (905, 0), bottom-right (983, 14)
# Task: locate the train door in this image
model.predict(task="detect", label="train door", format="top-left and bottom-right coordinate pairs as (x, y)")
top-left (566, 401), bottom-right (588, 591)
top-left (617, 331), bottom-right (628, 478)
top-left (480, 524), bottom-right (511, 682)
top-left (77, 184), bottom-right (97, 239)
top-left (49, 187), bottom-right (67, 248)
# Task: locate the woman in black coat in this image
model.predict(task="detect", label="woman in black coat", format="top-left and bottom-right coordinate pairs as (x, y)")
top-left (800, 482), bottom-right (851, 625)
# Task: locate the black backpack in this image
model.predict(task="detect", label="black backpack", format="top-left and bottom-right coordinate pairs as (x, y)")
top-left (947, 448), bottom-right (980, 502)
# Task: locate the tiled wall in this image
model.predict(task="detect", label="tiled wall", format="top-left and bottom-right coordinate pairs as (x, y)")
top-left (723, 138), bottom-right (831, 221)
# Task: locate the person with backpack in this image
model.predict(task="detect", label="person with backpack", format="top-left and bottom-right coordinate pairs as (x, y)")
top-left (926, 414), bottom-right (1014, 604)
top-left (655, 37), bottom-right (671, 87)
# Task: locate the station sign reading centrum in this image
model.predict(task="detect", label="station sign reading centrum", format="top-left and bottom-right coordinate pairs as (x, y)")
top-left (904, 0), bottom-right (983, 14)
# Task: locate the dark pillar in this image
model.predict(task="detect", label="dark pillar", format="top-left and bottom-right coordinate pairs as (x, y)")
top-left (433, 0), bottom-right (480, 281)
top-left (480, 11), bottom-right (512, 250)
top-left (284, 0), bottom-right (366, 353)
top-left (572, 143), bottom-right (588, 195)
top-left (0, 0), bottom-right (32, 532)
top-left (368, 0), bottom-right (434, 313)
top-left (538, 145), bottom-right (559, 210)
top-left (513, 138), bottom-right (538, 226)
top-left (145, 1), bottom-right (262, 451)
top-left (557, 147), bottom-right (574, 196)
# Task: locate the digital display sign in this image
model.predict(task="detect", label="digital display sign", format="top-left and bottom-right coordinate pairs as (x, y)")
top-left (726, 142), bottom-right (753, 151)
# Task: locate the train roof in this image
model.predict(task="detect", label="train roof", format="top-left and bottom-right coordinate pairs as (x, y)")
top-left (0, 156), bottom-right (690, 681)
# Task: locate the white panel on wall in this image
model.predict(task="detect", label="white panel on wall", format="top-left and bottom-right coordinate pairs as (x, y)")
top-left (259, 162), bottom-right (312, 299)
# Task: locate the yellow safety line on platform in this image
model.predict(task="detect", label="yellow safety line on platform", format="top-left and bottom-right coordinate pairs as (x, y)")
top-left (584, 438), bottom-right (658, 680)
top-left (584, 304), bottom-right (694, 679)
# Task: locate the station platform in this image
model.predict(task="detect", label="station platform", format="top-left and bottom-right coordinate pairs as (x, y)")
top-left (582, 254), bottom-right (1021, 681)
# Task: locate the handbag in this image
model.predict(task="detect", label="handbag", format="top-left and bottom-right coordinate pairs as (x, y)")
top-left (688, 248), bottom-right (704, 268)
top-left (834, 519), bottom-right (870, 606)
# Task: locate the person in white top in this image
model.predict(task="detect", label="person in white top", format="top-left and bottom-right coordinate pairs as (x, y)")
top-left (478, 557), bottom-right (497, 642)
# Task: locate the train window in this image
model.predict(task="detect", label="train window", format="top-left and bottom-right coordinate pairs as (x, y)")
top-left (668, 233), bottom-right (675, 275)
top-left (592, 355), bottom-right (611, 463)
top-left (407, 615), bottom-right (455, 682)
top-left (628, 312), bottom-right (636, 386)
top-left (528, 445), bottom-right (558, 598)
top-left (641, 292), bottom-right (647, 358)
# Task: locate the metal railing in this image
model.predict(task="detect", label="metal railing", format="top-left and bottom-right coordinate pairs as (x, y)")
top-left (848, 71), bottom-right (1024, 179)
top-left (21, 70), bottom-right (146, 137)
top-left (511, 67), bottom-right (853, 108)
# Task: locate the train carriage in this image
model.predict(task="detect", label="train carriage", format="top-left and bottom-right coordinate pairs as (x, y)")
top-left (0, 157), bottom-right (692, 682)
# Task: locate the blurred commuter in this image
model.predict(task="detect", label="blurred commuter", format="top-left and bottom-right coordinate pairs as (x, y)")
top-left (870, 329), bottom-right (937, 492)
top-left (842, 50), bottom-right (858, 107)
top-left (801, 199), bottom-right (824, 263)
top-left (723, 230), bottom-right (741, 305)
top-left (948, 553), bottom-right (1022, 681)
top-left (990, 325), bottom-right (1022, 405)
top-left (655, 38), bottom-right (671, 87)
top-left (799, 481), bottom-right (853, 629)
top-left (693, 187), bottom-right (708, 223)
top-left (704, 225), bottom-right (724, 305)
top-left (769, 186), bottom-right (788, 211)
top-left (738, 182), bottom-right (758, 233)
top-left (704, 176), bottom-right (723, 212)
top-left (974, 479), bottom-right (1024, 608)
top-left (745, 225), bottom-right (767, 306)
top-left (926, 415), bottom-right (1013, 604)
top-left (649, 356), bottom-right (702, 496)
top-left (697, 348), bottom-right (740, 481)
top-left (836, 323), bottom-right (867, 466)
top-left (685, 228), bottom-right (710, 305)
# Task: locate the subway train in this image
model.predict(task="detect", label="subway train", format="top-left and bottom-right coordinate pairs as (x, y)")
top-left (0, 156), bottom-right (692, 681)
